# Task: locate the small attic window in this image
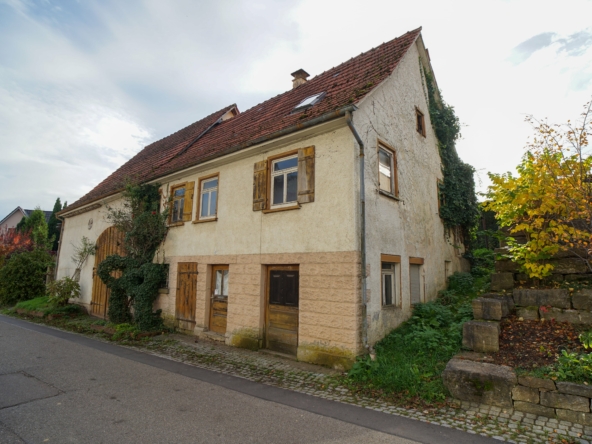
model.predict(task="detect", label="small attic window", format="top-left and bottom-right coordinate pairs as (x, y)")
top-left (293, 92), bottom-right (325, 112)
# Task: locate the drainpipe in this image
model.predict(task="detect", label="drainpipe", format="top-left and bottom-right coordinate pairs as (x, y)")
top-left (345, 111), bottom-right (368, 352)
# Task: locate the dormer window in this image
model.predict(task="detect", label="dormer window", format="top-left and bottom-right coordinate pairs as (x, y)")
top-left (293, 92), bottom-right (326, 112)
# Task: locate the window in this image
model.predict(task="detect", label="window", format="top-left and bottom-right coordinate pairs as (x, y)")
top-left (381, 254), bottom-right (401, 307)
top-left (378, 144), bottom-right (398, 196)
top-left (171, 185), bottom-right (185, 223)
top-left (381, 263), bottom-right (399, 306)
top-left (409, 258), bottom-right (424, 305)
top-left (168, 181), bottom-right (195, 225)
top-left (416, 108), bottom-right (426, 137)
top-left (293, 92), bottom-right (326, 112)
top-left (252, 147), bottom-right (315, 212)
top-left (271, 154), bottom-right (298, 207)
top-left (198, 175), bottom-right (218, 220)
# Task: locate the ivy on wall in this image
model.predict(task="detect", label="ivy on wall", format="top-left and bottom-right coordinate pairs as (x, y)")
top-left (97, 182), bottom-right (168, 330)
top-left (424, 70), bottom-right (479, 242)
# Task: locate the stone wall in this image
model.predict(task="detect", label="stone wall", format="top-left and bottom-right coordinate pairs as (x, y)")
top-left (445, 286), bottom-right (592, 427)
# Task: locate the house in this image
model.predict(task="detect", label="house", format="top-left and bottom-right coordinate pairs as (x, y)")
top-left (0, 207), bottom-right (52, 233)
top-left (56, 27), bottom-right (468, 368)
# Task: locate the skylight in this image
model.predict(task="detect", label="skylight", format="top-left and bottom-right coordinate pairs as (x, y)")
top-left (293, 92), bottom-right (326, 112)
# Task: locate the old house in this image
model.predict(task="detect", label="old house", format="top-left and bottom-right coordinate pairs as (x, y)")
top-left (0, 207), bottom-right (52, 233)
top-left (57, 27), bottom-right (467, 368)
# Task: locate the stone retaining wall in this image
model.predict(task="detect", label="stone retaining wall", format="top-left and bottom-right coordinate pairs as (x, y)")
top-left (445, 286), bottom-right (592, 427)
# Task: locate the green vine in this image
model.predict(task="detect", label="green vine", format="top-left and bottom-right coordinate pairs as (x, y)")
top-left (97, 182), bottom-right (168, 330)
top-left (424, 70), bottom-right (479, 242)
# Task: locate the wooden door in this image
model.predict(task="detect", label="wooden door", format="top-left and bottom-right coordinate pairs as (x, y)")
top-left (265, 266), bottom-right (299, 355)
top-left (91, 226), bottom-right (125, 318)
top-left (175, 262), bottom-right (198, 330)
top-left (209, 265), bottom-right (229, 335)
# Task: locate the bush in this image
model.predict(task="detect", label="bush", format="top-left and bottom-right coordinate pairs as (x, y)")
top-left (447, 272), bottom-right (474, 294)
top-left (551, 351), bottom-right (592, 384)
top-left (0, 249), bottom-right (53, 306)
top-left (47, 277), bottom-right (80, 307)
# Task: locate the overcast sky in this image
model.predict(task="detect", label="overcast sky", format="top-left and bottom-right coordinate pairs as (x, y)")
top-left (1, 0), bottom-right (591, 217)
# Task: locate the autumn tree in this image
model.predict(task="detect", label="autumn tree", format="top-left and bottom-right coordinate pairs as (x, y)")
top-left (486, 100), bottom-right (592, 278)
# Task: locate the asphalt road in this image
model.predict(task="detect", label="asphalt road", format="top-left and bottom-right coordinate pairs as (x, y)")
top-left (0, 315), bottom-right (496, 444)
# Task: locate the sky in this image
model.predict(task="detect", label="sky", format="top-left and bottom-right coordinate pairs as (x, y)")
top-left (1, 0), bottom-right (591, 217)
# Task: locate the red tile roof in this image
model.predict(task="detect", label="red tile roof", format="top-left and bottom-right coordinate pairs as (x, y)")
top-left (64, 28), bottom-right (421, 213)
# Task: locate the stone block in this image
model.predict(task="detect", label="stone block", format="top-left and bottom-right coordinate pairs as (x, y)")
top-left (556, 409), bottom-right (592, 426)
top-left (517, 306), bottom-right (539, 320)
top-left (462, 321), bottom-right (500, 352)
top-left (513, 401), bottom-right (556, 418)
top-left (565, 274), bottom-right (592, 282)
top-left (513, 289), bottom-right (571, 309)
top-left (518, 376), bottom-right (556, 391)
top-left (556, 381), bottom-right (592, 398)
top-left (472, 298), bottom-right (504, 321)
top-left (540, 307), bottom-right (592, 325)
top-left (573, 288), bottom-right (592, 311)
top-left (512, 386), bottom-right (540, 403)
top-left (540, 391), bottom-right (590, 412)
top-left (442, 359), bottom-right (517, 408)
top-left (549, 258), bottom-right (589, 274)
top-left (483, 293), bottom-right (514, 312)
top-left (491, 273), bottom-right (514, 291)
top-left (496, 260), bottom-right (520, 273)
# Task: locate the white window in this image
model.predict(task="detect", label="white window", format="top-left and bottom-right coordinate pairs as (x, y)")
top-left (381, 262), bottom-right (400, 307)
top-left (271, 155), bottom-right (298, 207)
top-left (199, 176), bottom-right (218, 219)
top-left (293, 92), bottom-right (326, 112)
top-left (378, 146), bottom-right (397, 196)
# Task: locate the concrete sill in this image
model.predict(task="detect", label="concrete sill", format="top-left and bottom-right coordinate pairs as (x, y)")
top-left (378, 190), bottom-right (401, 202)
top-left (168, 222), bottom-right (185, 228)
top-left (262, 204), bottom-right (300, 214)
top-left (192, 217), bottom-right (217, 224)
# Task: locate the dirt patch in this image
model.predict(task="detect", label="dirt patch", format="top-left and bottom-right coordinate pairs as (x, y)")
top-left (490, 315), bottom-right (588, 369)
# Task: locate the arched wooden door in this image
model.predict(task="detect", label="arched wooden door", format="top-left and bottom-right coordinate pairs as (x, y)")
top-left (91, 226), bottom-right (125, 318)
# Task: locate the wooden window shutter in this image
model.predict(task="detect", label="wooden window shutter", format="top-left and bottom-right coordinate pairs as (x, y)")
top-left (253, 160), bottom-right (267, 211)
top-left (297, 146), bottom-right (315, 204)
top-left (183, 181), bottom-right (195, 221)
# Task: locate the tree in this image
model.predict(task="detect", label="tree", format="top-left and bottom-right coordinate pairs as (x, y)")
top-left (486, 100), bottom-right (592, 278)
top-left (47, 198), bottom-right (62, 251)
top-left (16, 208), bottom-right (50, 249)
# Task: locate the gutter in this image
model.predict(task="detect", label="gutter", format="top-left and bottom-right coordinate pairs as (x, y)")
top-left (59, 105), bottom-right (358, 218)
top-left (345, 110), bottom-right (369, 352)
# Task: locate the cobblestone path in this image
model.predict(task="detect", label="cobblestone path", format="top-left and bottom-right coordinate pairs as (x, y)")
top-left (128, 334), bottom-right (592, 444)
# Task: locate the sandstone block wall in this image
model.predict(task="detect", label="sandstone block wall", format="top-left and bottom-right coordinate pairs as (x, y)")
top-left (154, 250), bottom-right (362, 368)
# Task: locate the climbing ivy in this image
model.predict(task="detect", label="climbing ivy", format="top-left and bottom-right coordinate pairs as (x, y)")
top-left (97, 182), bottom-right (168, 330)
top-left (424, 70), bottom-right (479, 242)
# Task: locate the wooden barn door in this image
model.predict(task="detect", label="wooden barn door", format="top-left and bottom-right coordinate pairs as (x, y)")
top-left (209, 265), bottom-right (229, 335)
top-left (175, 262), bottom-right (198, 330)
top-left (91, 226), bottom-right (125, 318)
top-left (265, 266), bottom-right (299, 355)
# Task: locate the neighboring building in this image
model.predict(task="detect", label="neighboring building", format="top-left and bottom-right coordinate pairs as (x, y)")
top-left (0, 207), bottom-right (52, 233)
top-left (57, 28), bottom-right (468, 368)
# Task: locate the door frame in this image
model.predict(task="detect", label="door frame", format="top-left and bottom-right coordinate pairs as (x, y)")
top-left (208, 264), bottom-right (229, 335)
top-left (264, 265), bottom-right (299, 351)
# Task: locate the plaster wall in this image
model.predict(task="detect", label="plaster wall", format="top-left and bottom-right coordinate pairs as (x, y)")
top-left (355, 41), bottom-right (468, 344)
top-left (0, 212), bottom-right (24, 232)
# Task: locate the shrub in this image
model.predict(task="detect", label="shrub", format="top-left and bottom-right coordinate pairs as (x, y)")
top-left (47, 277), bottom-right (81, 307)
top-left (0, 249), bottom-right (53, 306)
top-left (447, 272), bottom-right (474, 294)
top-left (551, 350), bottom-right (592, 384)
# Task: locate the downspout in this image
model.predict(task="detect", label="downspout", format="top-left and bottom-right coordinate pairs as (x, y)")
top-left (345, 111), bottom-right (368, 353)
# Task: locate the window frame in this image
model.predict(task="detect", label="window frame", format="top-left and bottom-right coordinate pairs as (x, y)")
top-left (416, 107), bottom-right (426, 137)
top-left (380, 254), bottom-right (401, 308)
top-left (377, 142), bottom-right (399, 198)
top-left (267, 150), bottom-right (300, 210)
top-left (194, 173), bottom-right (219, 223)
top-left (169, 183), bottom-right (187, 225)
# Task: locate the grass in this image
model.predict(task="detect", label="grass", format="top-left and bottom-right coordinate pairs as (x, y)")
top-left (14, 296), bottom-right (84, 316)
top-left (345, 270), bottom-right (492, 404)
top-left (15, 296), bottom-right (51, 311)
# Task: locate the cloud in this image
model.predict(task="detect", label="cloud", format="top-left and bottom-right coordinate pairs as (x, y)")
top-left (510, 29), bottom-right (592, 64)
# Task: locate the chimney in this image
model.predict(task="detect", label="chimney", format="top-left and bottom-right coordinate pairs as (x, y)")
top-left (291, 69), bottom-right (309, 89)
